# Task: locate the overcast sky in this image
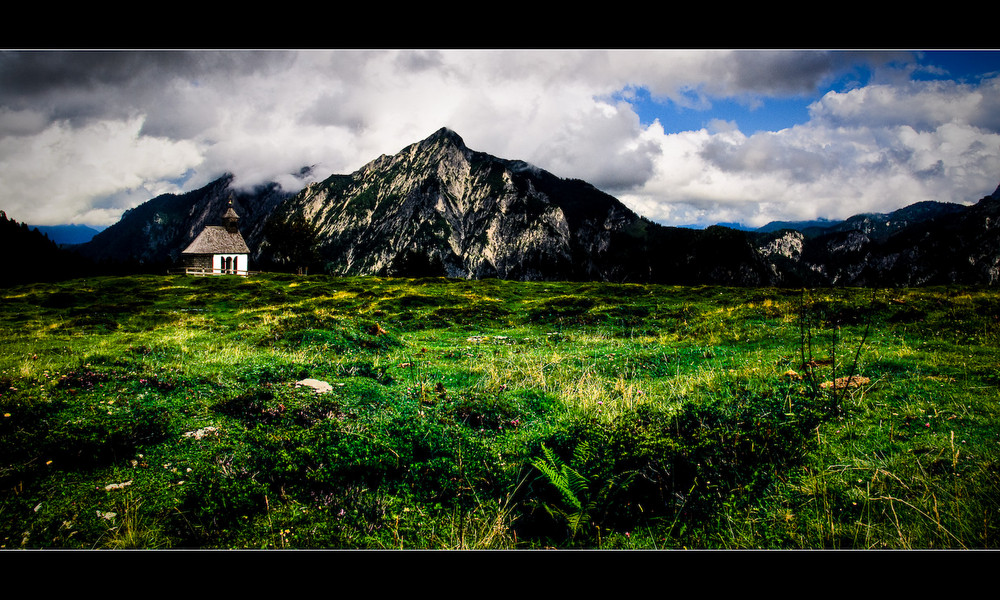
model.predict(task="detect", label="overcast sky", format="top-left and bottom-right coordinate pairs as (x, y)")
top-left (2, 49), bottom-right (999, 228)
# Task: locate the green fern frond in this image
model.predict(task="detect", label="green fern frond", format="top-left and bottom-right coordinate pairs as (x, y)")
top-left (531, 440), bottom-right (639, 541)
top-left (532, 443), bottom-right (584, 510)
top-left (572, 440), bottom-right (592, 466)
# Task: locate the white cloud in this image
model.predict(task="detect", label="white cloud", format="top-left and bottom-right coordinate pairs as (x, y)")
top-left (619, 111), bottom-right (1000, 227)
top-left (808, 76), bottom-right (1000, 132)
top-left (0, 117), bottom-right (202, 225)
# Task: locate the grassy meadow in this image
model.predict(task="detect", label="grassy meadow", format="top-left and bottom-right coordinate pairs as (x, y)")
top-left (1, 273), bottom-right (997, 549)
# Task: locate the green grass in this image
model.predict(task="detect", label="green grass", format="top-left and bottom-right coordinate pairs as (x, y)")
top-left (1, 274), bottom-right (997, 549)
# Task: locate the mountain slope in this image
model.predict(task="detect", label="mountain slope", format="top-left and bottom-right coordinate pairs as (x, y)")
top-left (27, 224), bottom-right (103, 246)
top-left (751, 192), bottom-right (1000, 286)
top-left (79, 174), bottom-right (294, 269)
top-left (265, 128), bottom-right (688, 280)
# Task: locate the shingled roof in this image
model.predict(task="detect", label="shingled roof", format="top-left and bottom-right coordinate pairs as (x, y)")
top-left (181, 226), bottom-right (250, 255)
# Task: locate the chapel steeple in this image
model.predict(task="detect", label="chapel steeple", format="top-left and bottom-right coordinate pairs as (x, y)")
top-left (222, 197), bottom-right (240, 234)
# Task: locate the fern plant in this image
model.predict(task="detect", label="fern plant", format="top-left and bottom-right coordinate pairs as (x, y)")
top-left (530, 442), bottom-right (631, 543)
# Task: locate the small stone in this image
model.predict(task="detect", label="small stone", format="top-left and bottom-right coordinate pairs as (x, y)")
top-left (820, 375), bottom-right (871, 390)
top-left (296, 378), bottom-right (333, 394)
top-left (183, 426), bottom-right (218, 440)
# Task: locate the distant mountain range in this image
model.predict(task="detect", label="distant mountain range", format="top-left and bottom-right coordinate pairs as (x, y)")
top-left (27, 224), bottom-right (104, 246)
top-left (0, 212), bottom-right (94, 284)
top-left (16, 127), bottom-right (1000, 286)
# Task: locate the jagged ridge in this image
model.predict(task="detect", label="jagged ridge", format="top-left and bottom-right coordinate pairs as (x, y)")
top-left (267, 127), bottom-right (652, 280)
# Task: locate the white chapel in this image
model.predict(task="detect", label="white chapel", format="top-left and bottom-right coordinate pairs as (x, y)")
top-left (180, 200), bottom-right (250, 275)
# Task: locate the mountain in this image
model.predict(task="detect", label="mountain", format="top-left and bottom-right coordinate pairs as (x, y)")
top-left (750, 190), bottom-right (1000, 286)
top-left (756, 218), bottom-right (838, 236)
top-left (756, 201), bottom-right (968, 240)
top-left (27, 224), bottom-right (104, 246)
top-left (78, 173), bottom-right (297, 271)
top-left (78, 127), bottom-right (1000, 286)
top-left (256, 128), bottom-right (773, 283)
top-left (0, 212), bottom-right (93, 285)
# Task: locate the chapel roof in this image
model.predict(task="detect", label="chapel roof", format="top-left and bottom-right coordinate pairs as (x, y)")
top-left (181, 225), bottom-right (250, 255)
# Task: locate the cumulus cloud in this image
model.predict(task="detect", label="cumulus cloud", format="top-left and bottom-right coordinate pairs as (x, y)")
top-left (1, 49), bottom-right (998, 229)
top-left (0, 116), bottom-right (203, 224)
top-left (619, 110), bottom-right (1000, 227)
top-left (609, 65), bottom-right (1000, 227)
top-left (808, 76), bottom-right (1000, 132)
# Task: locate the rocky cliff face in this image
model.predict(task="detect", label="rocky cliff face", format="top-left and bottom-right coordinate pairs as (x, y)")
top-left (263, 128), bottom-right (649, 280)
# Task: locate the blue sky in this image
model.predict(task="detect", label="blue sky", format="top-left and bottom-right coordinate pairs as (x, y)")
top-left (1, 49), bottom-right (999, 229)
top-left (633, 51), bottom-right (1000, 135)
top-left (629, 87), bottom-right (814, 135)
top-left (912, 50), bottom-right (1000, 82)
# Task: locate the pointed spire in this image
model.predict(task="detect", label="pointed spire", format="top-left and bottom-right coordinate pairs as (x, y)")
top-left (222, 196), bottom-right (240, 233)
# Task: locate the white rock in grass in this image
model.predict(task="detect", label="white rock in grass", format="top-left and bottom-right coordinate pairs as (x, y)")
top-left (296, 378), bottom-right (333, 394)
top-left (183, 426), bottom-right (218, 440)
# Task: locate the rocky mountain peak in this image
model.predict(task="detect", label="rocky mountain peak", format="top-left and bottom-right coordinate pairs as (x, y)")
top-left (422, 127), bottom-right (467, 150)
top-left (401, 127), bottom-right (476, 175)
top-left (353, 128), bottom-right (473, 184)
top-left (263, 128), bottom-right (650, 280)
